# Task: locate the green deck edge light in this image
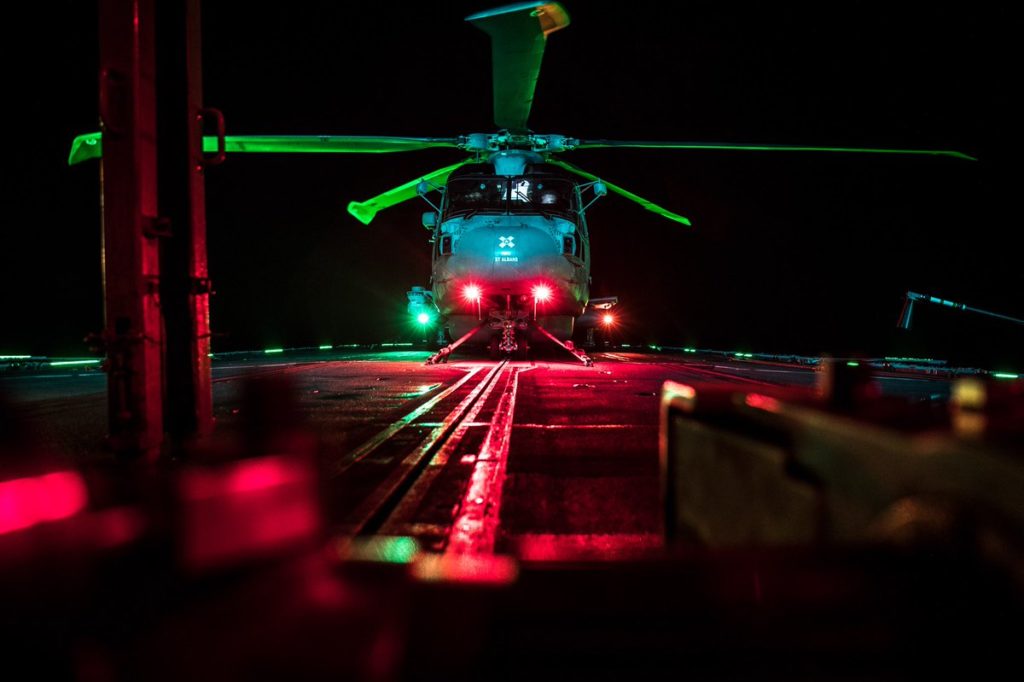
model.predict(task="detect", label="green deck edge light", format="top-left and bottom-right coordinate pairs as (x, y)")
top-left (368, 536), bottom-right (420, 564)
top-left (0, 355), bottom-right (32, 360)
top-left (49, 359), bottom-right (101, 367)
top-left (993, 372), bottom-right (1019, 380)
top-left (264, 348), bottom-right (284, 354)
top-left (547, 158), bottom-right (692, 226)
top-left (319, 344), bottom-right (333, 350)
top-left (847, 361), bottom-right (861, 367)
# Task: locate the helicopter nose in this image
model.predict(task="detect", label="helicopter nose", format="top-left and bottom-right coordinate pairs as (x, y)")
top-left (454, 223), bottom-right (561, 280)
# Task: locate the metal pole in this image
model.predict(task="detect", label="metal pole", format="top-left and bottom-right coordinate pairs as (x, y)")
top-left (901, 291), bottom-right (1024, 329)
top-left (157, 0), bottom-right (216, 448)
top-left (98, 0), bottom-right (163, 460)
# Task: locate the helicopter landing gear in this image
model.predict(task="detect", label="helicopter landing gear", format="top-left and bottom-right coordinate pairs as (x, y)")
top-left (434, 326), bottom-right (450, 349)
top-left (532, 321), bottom-right (594, 367)
top-left (426, 322), bottom-right (486, 365)
top-left (498, 319), bottom-right (518, 355)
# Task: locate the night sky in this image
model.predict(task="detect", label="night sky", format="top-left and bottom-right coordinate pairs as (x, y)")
top-left (6, 2), bottom-right (1021, 368)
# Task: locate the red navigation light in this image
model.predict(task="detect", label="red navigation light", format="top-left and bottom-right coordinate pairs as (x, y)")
top-left (0, 471), bottom-right (88, 535)
top-left (463, 284), bottom-right (482, 302)
top-left (532, 284), bottom-right (552, 302)
top-left (602, 313), bottom-right (615, 326)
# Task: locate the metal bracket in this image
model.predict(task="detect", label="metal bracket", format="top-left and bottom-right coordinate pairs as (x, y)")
top-left (191, 277), bottom-right (213, 295)
top-left (143, 216), bottom-right (173, 239)
top-left (198, 107), bottom-right (226, 167)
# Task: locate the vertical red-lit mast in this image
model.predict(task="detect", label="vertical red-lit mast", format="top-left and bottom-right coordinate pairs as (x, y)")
top-left (97, 0), bottom-right (163, 459)
top-left (157, 0), bottom-right (216, 447)
top-left (97, 0), bottom-right (215, 459)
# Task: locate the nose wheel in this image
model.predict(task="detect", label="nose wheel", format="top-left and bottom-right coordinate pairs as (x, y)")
top-left (498, 319), bottom-right (518, 354)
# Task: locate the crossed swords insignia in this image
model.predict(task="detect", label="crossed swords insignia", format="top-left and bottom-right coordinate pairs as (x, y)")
top-left (498, 235), bottom-right (515, 248)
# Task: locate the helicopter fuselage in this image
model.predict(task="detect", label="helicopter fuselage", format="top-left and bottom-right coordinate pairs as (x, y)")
top-left (428, 164), bottom-right (592, 345)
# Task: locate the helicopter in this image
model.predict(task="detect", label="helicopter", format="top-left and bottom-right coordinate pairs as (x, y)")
top-left (68, 2), bottom-right (972, 365)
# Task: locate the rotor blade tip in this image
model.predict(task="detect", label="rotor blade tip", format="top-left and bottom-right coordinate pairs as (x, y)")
top-left (68, 131), bottom-right (103, 165)
top-left (346, 201), bottom-right (376, 225)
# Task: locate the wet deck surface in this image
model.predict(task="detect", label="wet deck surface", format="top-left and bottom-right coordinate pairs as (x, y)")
top-left (1, 349), bottom-right (952, 558)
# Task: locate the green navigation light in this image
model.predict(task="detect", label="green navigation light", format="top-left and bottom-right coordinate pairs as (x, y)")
top-left (847, 361), bottom-right (860, 367)
top-left (417, 313), bottom-right (431, 325)
top-left (319, 344), bottom-right (333, 350)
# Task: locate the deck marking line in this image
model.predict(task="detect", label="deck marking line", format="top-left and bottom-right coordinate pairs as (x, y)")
top-left (341, 361), bottom-right (507, 533)
top-left (330, 365), bottom-right (483, 476)
top-left (380, 364), bottom-right (513, 532)
top-left (447, 366), bottom-right (532, 554)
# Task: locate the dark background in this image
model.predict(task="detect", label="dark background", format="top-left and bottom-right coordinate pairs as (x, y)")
top-left (5, 1), bottom-right (1021, 368)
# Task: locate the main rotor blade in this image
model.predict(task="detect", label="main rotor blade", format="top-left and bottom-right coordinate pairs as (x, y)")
top-left (575, 139), bottom-right (976, 161)
top-left (547, 158), bottom-right (692, 227)
top-left (68, 132), bottom-right (460, 165)
top-left (347, 158), bottom-right (474, 225)
top-left (466, 2), bottom-right (569, 133)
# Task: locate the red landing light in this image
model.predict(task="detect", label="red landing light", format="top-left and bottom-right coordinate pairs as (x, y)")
top-left (602, 313), bottom-right (615, 326)
top-left (462, 284), bottom-right (482, 302)
top-left (532, 284), bottom-right (552, 302)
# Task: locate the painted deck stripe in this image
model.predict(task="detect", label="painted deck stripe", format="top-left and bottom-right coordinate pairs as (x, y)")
top-left (447, 366), bottom-right (532, 554)
top-left (341, 362), bottom-right (509, 533)
top-left (331, 365), bottom-right (484, 476)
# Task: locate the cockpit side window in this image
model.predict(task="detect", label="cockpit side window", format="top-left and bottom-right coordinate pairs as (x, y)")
top-left (445, 178), bottom-right (506, 218)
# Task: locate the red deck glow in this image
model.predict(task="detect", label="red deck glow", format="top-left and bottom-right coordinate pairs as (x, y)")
top-left (0, 471), bottom-right (88, 535)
